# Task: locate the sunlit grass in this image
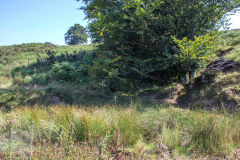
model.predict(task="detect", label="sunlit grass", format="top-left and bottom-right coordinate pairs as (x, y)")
top-left (0, 104), bottom-right (240, 159)
top-left (225, 46), bottom-right (240, 63)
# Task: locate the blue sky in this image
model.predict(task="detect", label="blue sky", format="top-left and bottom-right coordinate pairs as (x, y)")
top-left (0, 0), bottom-right (239, 46)
top-left (0, 0), bottom-right (86, 46)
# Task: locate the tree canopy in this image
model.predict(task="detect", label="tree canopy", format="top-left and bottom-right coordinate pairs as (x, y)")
top-left (65, 24), bottom-right (88, 45)
top-left (78, 0), bottom-right (240, 91)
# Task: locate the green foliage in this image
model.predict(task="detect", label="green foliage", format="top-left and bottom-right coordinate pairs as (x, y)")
top-left (88, 54), bottom-right (134, 92)
top-left (0, 43), bottom-right (95, 80)
top-left (52, 62), bottom-right (77, 82)
top-left (0, 89), bottom-right (23, 108)
top-left (0, 89), bottom-right (52, 108)
top-left (78, 0), bottom-right (240, 88)
top-left (0, 43), bottom-right (56, 58)
top-left (173, 33), bottom-right (219, 74)
top-left (64, 24), bottom-right (88, 45)
top-left (10, 50), bottom-right (94, 84)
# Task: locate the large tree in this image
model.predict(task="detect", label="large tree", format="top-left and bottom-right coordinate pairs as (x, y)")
top-left (65, 24), bottom-right (88, 45)
top-left (78, 0), bottom-right (240, 89)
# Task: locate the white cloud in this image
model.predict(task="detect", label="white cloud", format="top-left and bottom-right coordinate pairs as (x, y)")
top-left (230, 12), bottom-right (240, 29)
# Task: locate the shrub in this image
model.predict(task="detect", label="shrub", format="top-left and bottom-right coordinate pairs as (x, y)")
top-left (51, 62), bottom-right (77, 82)
top-left (172, 33), bottom-right (218, 86)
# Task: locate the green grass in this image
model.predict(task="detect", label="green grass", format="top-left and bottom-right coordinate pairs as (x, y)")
top-left (0, 43), bottom-right (103, 107)
top-left (0, 104), bottom-right (240, 159)
top-left (219, 30), bottom-right (240, 63)
top-left (0, 43), bottom-right (95, 78)
top-left (225, 45), bottom-right (240, 63)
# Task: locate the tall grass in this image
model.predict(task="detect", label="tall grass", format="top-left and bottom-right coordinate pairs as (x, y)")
top-left (0, 104), bottom-right (240, 159)
top-left (225, 46), bottom-right (240, 63)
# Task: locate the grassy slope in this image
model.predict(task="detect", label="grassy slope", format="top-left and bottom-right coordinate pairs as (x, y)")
top-left (221, 29), bottom-right (240, 63)
top-left (0, 43), bottom-right (94, 77)
top-left (225, 45), bottom-right (240, 63)
top-left (0, 30), bottom-right (239, 109)
top-left (178, 30), bottom-right (240, 110)
top-left (0, 43), bottom-right (101, 107)
top-left (0, 30), bottom-right (240, 159)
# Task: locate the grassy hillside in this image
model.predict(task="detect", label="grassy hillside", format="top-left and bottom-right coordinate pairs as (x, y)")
top-left (0, 43), bottom-right (103, 108)
top-left (0, 43), bottom-right (94, 77)
top-left (0, 30), bottom-right (240, 159)
top-left (0, 30), bottom-right (239, 109)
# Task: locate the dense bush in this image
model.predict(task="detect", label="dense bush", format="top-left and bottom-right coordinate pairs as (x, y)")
top-left (52, 62), bottom-right (77, 82)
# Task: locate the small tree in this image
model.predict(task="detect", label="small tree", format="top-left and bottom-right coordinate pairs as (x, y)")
top-left (65, 24), bottom-right (88, 45)
top-left (173, 33), bottom-right (218, 87)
